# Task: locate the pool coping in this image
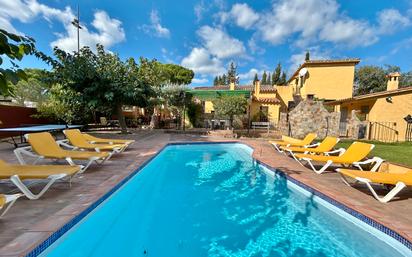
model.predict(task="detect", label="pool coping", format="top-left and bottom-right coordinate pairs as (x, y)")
top-left (25, 141), bottom-right (412, 256)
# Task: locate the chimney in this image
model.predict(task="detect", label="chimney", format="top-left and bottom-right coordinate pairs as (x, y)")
top-left (254, 80), bottom-right (261, 97)
top-left (229, 81), bottom-right (235, 91)
top-left (386, 72), bottom-right (400, 91)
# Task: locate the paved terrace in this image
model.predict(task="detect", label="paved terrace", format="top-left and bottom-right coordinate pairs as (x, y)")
top-left (0, 130), bottom-right (411, 256)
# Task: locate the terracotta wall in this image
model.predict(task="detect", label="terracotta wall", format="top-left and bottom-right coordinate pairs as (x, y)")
top-left (0, 105), bottom-right (48, 138)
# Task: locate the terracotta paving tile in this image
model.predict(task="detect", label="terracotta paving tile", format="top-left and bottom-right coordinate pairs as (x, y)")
top-left (0, 232), bottom-right (50, 256)
top-left (0, 131), bottom-right (411, 256)
top-left (29, 215), bottom-right (74, 232)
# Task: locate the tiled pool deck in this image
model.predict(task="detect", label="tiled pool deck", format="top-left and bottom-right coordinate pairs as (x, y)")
top-left (0, 130), bottom-right (411, 256)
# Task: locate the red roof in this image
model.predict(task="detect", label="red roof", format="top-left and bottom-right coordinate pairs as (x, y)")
top-left (252, 96), bottom-right (281, 104)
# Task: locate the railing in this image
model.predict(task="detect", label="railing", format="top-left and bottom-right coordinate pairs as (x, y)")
top-left (406, 122), bottom-right (412, 142)
top-left (367, 121), bottom-right (398, 143)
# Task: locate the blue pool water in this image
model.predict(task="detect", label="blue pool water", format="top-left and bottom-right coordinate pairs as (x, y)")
top-left (41, 143), bottom-right (410, 257)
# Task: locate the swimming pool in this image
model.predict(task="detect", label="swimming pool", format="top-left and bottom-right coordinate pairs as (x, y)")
top-left (38, 143), bottom-right (411, 257)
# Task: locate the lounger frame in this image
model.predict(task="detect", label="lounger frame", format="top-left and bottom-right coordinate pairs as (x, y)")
top-left (0, 194), bottom-right (22, 217)
top-left (57, 139), bottom-right (118, 160)
top-left (14, 144), bottom-right (104, 173)
top-left (7, 174), bottom-right (72, 200)
top-left (337, 169), bottom-right (407, 203)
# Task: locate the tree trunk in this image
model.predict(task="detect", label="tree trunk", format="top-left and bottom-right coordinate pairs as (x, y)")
top-left (116, 104), bottom-right (127, 133)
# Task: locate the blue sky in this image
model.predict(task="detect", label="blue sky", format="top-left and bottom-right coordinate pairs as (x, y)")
top-left (1, 0), bottom-right (412, 86)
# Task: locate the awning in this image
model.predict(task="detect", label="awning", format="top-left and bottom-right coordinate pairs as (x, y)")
top-left (187, 90), bottom-right (251, 101)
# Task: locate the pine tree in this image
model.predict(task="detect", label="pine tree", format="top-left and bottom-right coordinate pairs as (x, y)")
top-left (253, 73), bottom-right (259, 84)
top-left (213, 76), bottom-right (218, 86)
top-left (222, 74), bottom-right (228, 85)
top-left (271, 71), bottom-right (276, 86)
top-left (305, 51), bottom-right (310, 61)
top-left (279, 72), bottom-right (287, 85)
top-left (261, 71), bottom-right (267, 85)
top-left (267, 72), bottom-right (271, 85)
top-left (227, 62), bottom-right (239, 84)
top-left (273, 63), bottom-right (281, 85)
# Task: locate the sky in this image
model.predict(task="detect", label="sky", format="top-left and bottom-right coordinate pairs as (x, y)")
top-left (1, 0), bottom-right (412, 86)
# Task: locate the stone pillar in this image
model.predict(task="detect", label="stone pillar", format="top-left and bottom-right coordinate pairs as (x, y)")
top-left (229, 82), bottom-right (235, 90)
top-left (347, 110), bottom-right (363, 139)
top-left (254, 80), bottom-right (261, 97)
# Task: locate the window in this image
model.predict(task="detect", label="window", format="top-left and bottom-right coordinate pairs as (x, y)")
top-left (360, 105), bottom-right (369, 114)
top-left (358, 105), bottom-right (370, 121)
top-left (259, 106), bottom-right (269, 122)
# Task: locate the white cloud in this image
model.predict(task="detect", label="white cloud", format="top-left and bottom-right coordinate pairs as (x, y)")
top-left (248, 36), bottom-right (265, 55)
top-left (222, 3), bottom-right (259, 29)
top-left (139, 10), bottom-right (170, 38)
top-left (238, 68), bottom-right (262, 80)
top-left (192, 78), bottom-right (209, 84)
top-left (377, 9), bottom-right (410, 34)
top-left (0, 0), bottom-right (126, 52)
top-left (256, 0), bottom-right (337, 45)
top-left (254, 0), bottom-right (410, 48)
top-left (52, 10), bottom-right (125, 52)
top-left (181, 25), bottom-right (248, 77)
top-left (288, 48), bottom-right (330, 73)
top-left (194, 1), bottom-right (207, 22)
top-left (319, 19), bottom-right (377, 47)
top-left (181, 47), bottom-right (224, 75)
top-left (197, 25), bottom-right (246, 59)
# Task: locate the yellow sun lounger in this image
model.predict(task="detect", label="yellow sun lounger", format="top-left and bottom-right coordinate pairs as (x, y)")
top-left (80, 130), bottom-right (134, 147)
top-left (295, 142), bottom-right (383, 174)
top-left (280, 136), bottom-right (344, 161)
top-left (269, 133), bottom-right (317, 152)
top-left (0, 193), bottom-right (22, 217)
top-left (62, 129), bottom-right (126, 157)
top-left (0, 160), bottom-right (81, 200)
top-left (337, 167), bottom-right (412, 203)
top-left (14, 132), bottom-right (110, 172)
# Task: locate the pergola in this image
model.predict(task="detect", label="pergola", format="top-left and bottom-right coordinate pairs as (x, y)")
top-left (187, 89), bottom-right (251, 100)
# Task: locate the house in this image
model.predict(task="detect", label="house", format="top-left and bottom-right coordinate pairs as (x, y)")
top-left (325, 73), bottom-right (412, 142)
top-left (192, 58), bottom-right (360, 126)
top-left (287, 59), bottom-right (360, 101)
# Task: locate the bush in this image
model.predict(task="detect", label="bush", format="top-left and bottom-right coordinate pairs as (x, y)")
top-left (186, 102), bottom-right (203, 128)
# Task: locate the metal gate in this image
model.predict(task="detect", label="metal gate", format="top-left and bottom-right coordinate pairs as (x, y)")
top-left (339, 122), bottom-right (348, 137)
top-left (367, 121), bottom-right (398, 143)
top-left (405, 115), bottom-right (412, 142)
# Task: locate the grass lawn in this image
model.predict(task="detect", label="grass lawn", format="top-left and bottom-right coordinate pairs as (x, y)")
top-left (337, 140), bottom-right (412, 167)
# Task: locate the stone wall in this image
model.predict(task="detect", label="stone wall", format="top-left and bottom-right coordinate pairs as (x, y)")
top-left (346, 110), bottom-right (367, 139)
top-left (279, 100), bottom-right (340, 139)
top-left (278, 112), bottom-right (289, 136)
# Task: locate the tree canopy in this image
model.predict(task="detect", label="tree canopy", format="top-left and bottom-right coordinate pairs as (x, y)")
top-left (50, 45), bottom-right (149, 130)
top-left (253, 73), bottom-right (259, 84)
top-left (280, 72), bottom-right (287, 85)
top-left (213, 62), bottom-right (239, 86)
top-left (227, 61), bottom-right (239, 84)
top-left (0, 29), bottom-right (49, 94)
top-left (9, 68), bottom-right (51, 106)
top-left (305, 51), bottom-right (310, 61)
top-left (39, 44), bottom-right (193, 131)
top-left (261, 71), bottom-right (267, 84)
top-left (354, 65), bottom-right (394, 95)
top-left (212, 95), bottom-right (247, 128)
top-left (272, 63), bottom-right (281, 85)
